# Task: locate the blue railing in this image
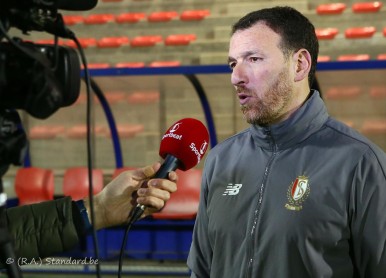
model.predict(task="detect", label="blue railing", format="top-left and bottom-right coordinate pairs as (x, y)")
top-left (87, 60), bottom-right (386, 165)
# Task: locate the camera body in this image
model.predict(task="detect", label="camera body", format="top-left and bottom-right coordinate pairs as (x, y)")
top-left (0, 0), bottom-right (83, 168)
top-left (0, 41), bottom-right (80, 119)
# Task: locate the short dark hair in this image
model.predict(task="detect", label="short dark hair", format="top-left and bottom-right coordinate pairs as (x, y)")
top-left (232, 6), bottom-right (319, 87)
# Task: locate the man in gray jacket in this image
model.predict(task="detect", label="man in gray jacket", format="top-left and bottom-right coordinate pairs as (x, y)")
top-left (187, 6), bottom-right (386, 278)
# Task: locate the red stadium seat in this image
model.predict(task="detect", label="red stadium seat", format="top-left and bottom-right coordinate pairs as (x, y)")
top-left (316, 3), bottom-right (347, 14)
top-left (108, 124), bottom-right (144, 138)
top-left (84, 14), bottom-right (115, 24)
top-left (36, 39), bottom-right (65, 46)
top-left (115, 62), bottom-right (146, 68)
top-left (377, 54), bottom-right (386, 60)
top-left (130, 35), bottom-right (163, 47)
top-left (180, 10), bottom-right (210, 21)
top-left (102, 91), bottom-right (126, 104)
top-left (369, 86), bottom-right (386, 98)
top-left (36, 39), bottom-right (57, 45)
top-left (337, 54), bottom-right (371, 61)
top-left (383, 27), bottom-right (386, 36)
top-left (97, 36), bottom-right (130, 48)
top-left (149, 60), bottom-right (181, 67)
top-left (115, 13), bottom-right (146, 23)
top-left (63, 167), bottom-right (104, 200)
top-left (63, 15), bottom-right (84, 25)
top-left (127, 91), bottom-right (160, 104)
top-left (317, 55), bottom-right (331, 62)
top-left (29, 126), bottom-right (54, 139)
top-left (344, 26), bottom-right (376, 38)
top-left (66, 125), bottom-right (107, 138)
top-left (67, 125), bottom-right (89, 138)
top-left (29, 125), bottom-right (65, 139)
top-left (352, 1), bottom-right (382, 13)
top-left (361, 120), bottom-right (386, 135)
top-left (325, 86), bottom-right (362, 100)
top-left (15, 167), bottom-right (55, 205)
top-left (164, 34), bottom-right (196, 46)
top-left (66, 38), bottom-right (97, 48)
top-left (315, 28), bottom-right (339, 40)
top-left (84, 63), bottom-right (111, 69)
top-left (152, 169), bottom-right (202, 219)
top-left (147, 11), bottom-right (178, 22)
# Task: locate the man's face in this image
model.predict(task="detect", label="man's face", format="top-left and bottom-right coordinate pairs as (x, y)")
top-left (228, 22), bottom-right (295, 125)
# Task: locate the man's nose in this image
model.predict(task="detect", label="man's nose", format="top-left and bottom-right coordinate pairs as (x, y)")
top-left (231, 63), bottom-right (248, 86)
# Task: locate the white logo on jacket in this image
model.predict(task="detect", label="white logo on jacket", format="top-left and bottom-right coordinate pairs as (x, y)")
top-left (223, 183), bottom-right (243, 196)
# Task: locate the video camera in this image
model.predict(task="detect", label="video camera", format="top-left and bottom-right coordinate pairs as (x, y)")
top-left (0, 4), bottom-right (98, 277)
top-left (0, 0), bottom-right (97, 167)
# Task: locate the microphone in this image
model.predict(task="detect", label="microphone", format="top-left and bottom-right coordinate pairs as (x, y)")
top-left (129, 118), bottom-right (209, 222)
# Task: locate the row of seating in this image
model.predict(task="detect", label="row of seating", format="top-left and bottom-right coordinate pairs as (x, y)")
top-left (340, 119), bottom-right (386, 134)
top-left (28, 116), bottom-right (386, 140)
top-left (74, 91), bottom-right (160, 104)
top-left (39, 24), bottom-right (386, 49)
top-left (324, 85), bottom-right (386, 99)
top-left (323, 84), bottom-right (386, 134)
top-left (15, 167), bottom-right (102, 204)
top-left (360, 120), bottom-right (386, 135)
top-left (318, 53), bottom-right (386, 62)
top-left (98, 1), bottom-right (381, 15)
top-left (63, 10), bottom-right (210, 25)
top-left (84, 54), bottom-right (385, 67)
top-left (316, 1), bottom-right (383, 15)
top-left (316, 26), bottom-right (386, 40)
top-left (14, 167), bottom-right (202, 220)
top-left (85, 56), bottom-right (386, 68)
top-left (29, 124), bottom-right (144, 139)
top-left (49, 3), bottom-right (385, 67)
top-left (36, 33), bottom-right (197, 48)
top-left (84, 60), bottom-right (181, 69)
top-left (333, 119), bottom-right (386, 133)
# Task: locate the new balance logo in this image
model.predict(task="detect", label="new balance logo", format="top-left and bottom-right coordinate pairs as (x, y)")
top-left (223, 183), bottom-right (243, 196)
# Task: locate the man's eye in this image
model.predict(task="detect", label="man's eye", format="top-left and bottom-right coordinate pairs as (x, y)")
top-left (228, 62), bottom-right (236, 70)
top-left (250, 57), bottom-right (261, 62)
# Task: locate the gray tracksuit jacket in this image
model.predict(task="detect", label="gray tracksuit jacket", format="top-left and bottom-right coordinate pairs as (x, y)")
top-left (187, 91), bottom-right (386, 278)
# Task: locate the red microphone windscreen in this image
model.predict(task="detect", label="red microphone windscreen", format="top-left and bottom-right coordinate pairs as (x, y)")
top-left (159, 118), bottom-right (209, 171)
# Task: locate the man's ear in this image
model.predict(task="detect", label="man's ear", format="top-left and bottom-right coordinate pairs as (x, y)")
top-left (293, 49), bottom-right (311, 82)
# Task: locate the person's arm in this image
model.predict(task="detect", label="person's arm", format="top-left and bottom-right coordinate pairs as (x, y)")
top-left (349, 148), bottom-right (386, 277)
top-left (6, 196), bottom-right (79, 260)
top-left (4, 163), bottom-right (177, 263)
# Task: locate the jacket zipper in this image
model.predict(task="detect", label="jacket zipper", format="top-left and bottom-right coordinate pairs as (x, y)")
top-left (246, 129), bottom-right (278, 278)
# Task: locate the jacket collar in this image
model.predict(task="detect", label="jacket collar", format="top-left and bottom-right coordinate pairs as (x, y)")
top-left (250, 90), bottom-right (329, 150)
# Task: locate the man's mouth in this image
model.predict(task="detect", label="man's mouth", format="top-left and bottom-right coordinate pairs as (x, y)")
top-left (238, 93), bottom-right (251, 105)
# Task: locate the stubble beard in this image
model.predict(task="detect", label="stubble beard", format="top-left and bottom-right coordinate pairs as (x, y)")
top-left (240, 69), bottom-right (293, 126)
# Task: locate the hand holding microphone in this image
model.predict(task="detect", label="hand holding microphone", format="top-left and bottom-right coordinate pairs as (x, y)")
top-left (129, 118), bottom-right (210, 223)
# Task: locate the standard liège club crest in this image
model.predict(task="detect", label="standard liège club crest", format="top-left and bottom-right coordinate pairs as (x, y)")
top-left (285, 175), bottom-right (310, 211)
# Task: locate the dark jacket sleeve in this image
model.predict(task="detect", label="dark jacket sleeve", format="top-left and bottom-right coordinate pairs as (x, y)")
top-left (5, 196), bottom-right (82, 260)
top-left (349, 147), bottom-right (386, 277)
